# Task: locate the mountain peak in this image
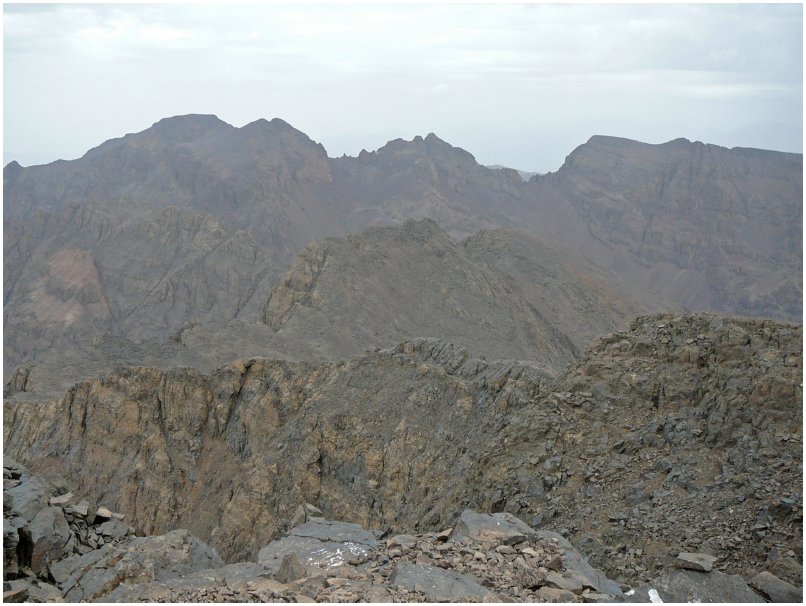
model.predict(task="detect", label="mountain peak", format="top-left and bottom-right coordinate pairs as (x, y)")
top-left (372, 133), bottom-right (476, 166)
top-left (148, 114), bottom-right (232, 140)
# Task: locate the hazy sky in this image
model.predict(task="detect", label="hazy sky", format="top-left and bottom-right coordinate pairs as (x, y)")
top-left (4, 3), bottom-right (803, 172)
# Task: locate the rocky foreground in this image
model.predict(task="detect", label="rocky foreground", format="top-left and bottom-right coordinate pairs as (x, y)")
top-left (4, 459), bottom-right (802, 603)
top-left (5, 313), bottom-right (802, 587)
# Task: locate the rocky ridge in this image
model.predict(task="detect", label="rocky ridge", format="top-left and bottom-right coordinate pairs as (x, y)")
top-left (7, 219), bottom-right (675, 401)
top-left (6, 460), bottom-right (801, 603)
top-left (5, 117), bottom-right (801, 378)
top-left (5, 312), bottom-right (801, 593)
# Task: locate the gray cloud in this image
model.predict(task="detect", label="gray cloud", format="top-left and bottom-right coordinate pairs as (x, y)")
top-left (4, 3), bottom-right (802, 172)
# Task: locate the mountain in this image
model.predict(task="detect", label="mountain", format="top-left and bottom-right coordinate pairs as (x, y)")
top-left (5, 313), bottom-right (801, 586)
top-left (3, 115), bottom-right (802, 382)
top-left (6, 219), bottom-right (676, 400)
top-left (4, 117), bottom-right (801, 376)
top-left (530, 136), bottom-right (802, 319)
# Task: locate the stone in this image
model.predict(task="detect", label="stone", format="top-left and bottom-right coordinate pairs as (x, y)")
top-left (28, 505), bottom-right (74, 576)
top-left (653, 569), bottom-right (762, 603)
top-left (581, 589), bottom-right (618, 602)
top-left (387, 534), bottom-right (417, 548)
top-left (537, 531), bottom-right (623, 597)
top-left (25, 580), bottom-right (64, 603)
top-left (98, 518), bottom-right (131, 540)
top-left (65, 566), bottom-right (122, 602)
top-left (389, 561), bottom-right (491, 602)
top-left (277, 553), bottom-right (307, 583)
top-left (449, 510), bottom-right (535, 546)
top-left (546, 571), bottom-right (584, 594)
top-left (3, 585), bottom-right (29, 603)
top-left (94, 506), bottom-right (114, 522)
top-left (49, 492), bottom-right (74, 506)
top-left (65, 501), bottom-right (89, 517)
top-left (538, 586), bottom-right (582, 602)
top-left (258, 519), bottom-right (378, 572)
top-left (220, 561), bottom-right (271, 593)
top-left (676, 552), bottom-right (717, 572)
top-left (436, 528), bottom-right (453, 541)
top-left (767, 555), bottom-right (803, 586)
top-left (247, 577), bottom-right (288, 596)
top-left (116, 529), bottom-right (224, 583)
top-left (750, 571), bottom-right (802, 603)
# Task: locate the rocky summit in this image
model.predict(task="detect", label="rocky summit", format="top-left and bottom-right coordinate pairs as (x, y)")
top-left (6, 460), bottom-right (801, 603)
top-left (4, 312), bottom-right (802, 602)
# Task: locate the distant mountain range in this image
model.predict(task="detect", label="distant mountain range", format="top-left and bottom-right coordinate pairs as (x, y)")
top-left (3, 116), bottom-right (803, 599)
top-left (4, 115), bottom-right (802, 393)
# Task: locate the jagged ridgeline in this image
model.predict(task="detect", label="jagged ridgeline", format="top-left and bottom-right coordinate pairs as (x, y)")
top-left (4, 115), bottom-right (802, 380)
top-left (3, 117), bottom-right (803, 602)
top-left (5, 313), bottom-right (802, 590)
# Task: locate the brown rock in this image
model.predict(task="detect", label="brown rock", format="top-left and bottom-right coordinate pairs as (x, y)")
top-left (538, 586), bottom-right (582, 602)
top-left (277, 553), bottom-right (307, 584)
top-left (750, 571), bottom-right (803, 603)
top-left (676, 552), bottom-right (717, 572)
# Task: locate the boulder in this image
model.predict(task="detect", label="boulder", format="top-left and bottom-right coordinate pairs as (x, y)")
top-left (677, 552), bottom-right (717, 572)
top-left (49, 493), bottom-right (74, 507)
top-left (97, 518), bottom-right (131, 540)
top-left (28, 506), bottom-right (74, 576)
top-left (545, 570), bottom-right (584, 594)
top-left (118, 529), bottom-right (224, 582)
top-left (277, 553), bottom-right (306, 583)
top-left (538, 586), bottom-right (582, 602)
top-left (65, 501), bottom-right (89, 518)
top-left (258, 520), bottom-right (378, 572)
top-left (652, 568), bottom-right (763, 603)
top-left (389, 561), bottom-right (491, 601)
top-left (449, 510), bottom-right (535, 547)
top-left (537, 531), bottom-right (623, 597)
top-left (3, 582), bottom-right (29, 603)
top-left (749, 571), bottom-right (802, 603)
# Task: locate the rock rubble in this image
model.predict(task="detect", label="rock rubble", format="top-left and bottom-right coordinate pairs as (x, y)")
top-left (6, 461), bottom-right (802, 603)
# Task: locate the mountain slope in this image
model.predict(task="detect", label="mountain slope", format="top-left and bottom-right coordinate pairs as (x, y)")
top-left (5, 313), bottom-right (801, 584)
top-left (6, 220), bottom-right (675, 400)
top-left (4, 116), bottom-right (801, 374)
top-left (529, 135), bottom-right (802, 319)
top-left (262, 219), bottom-right (674, 366)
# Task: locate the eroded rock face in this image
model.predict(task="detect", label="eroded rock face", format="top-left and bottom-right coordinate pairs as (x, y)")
top-left (4, 313), bottom-right (802, 587)
top-left (2, 459), bottom-right (222, 603)
top-left (5, 120), bottom-right (801, 387)
top-left (4, 340), bottom-right (550, 564)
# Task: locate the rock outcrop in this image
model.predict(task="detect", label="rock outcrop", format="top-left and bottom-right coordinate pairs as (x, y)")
top-left (9, 220), bottom-right (675, 401)
top-left (5, 313), bottom-right (801, 590)
top-left (5, 462), bottom-right (794, 603)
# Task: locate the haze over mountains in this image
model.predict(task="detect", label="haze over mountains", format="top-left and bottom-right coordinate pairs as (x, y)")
top-left (3, 115), bottom-right (803, 603)
top-left (3, 115), bottom-right (802, 395)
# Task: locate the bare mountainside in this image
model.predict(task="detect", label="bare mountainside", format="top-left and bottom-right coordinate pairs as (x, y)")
top-left (531, 136), bottom-right (802, 319)
top-left (4, 115), bottom-right (802, 374)
top-left (6, 220), bottom-right (675, 401)
top-left (5, 313), bottom-right (801, 589)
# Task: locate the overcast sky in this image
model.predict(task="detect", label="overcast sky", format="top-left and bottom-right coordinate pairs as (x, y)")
top-left (4, 2), bottom-right (803, 172)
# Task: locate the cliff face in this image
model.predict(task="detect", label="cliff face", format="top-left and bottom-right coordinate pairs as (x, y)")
top-left (10, 219), bottom-right (675, 401)
top-left (5, 313), bottom-right (801, 585)
top-left (4, 342), bottom-right (550, 563)
top-left (533, 136), bottom-right (803, 319)
top-left (260, 219), bottom-right (674, 367)
top-left (5, 118), bottom-right (801, 378)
